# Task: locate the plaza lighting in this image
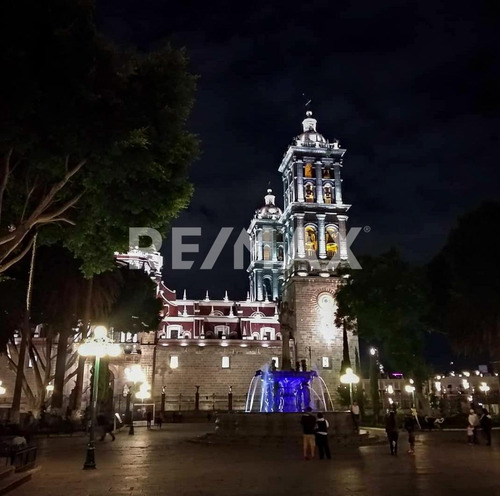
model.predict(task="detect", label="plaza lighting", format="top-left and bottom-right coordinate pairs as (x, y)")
top-left (479, 382), bottom-right (490, 394)
top-left (435, 381), bottom-right (442, 392)
top-left (462, 379), bottom-right (470, 390)
top-left (124, 365), bottom-right (148, 435)
top-left (386, 385), bottom-right (394, 395)
top-left (462, 371), bottom-right (470, 377)
top-left (340, 367), bottom-right (360, 405)
top-left (77, 326), bottom-right (121, 470)
top-left (0, 381), bottom-right (6, 396)
top-left (369, 348), bottom-right (377, 356)
top-left (405, 384), bottom-right (416, 407)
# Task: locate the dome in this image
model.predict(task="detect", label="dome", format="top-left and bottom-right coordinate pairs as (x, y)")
top-left (295, 110), bottom-right (327, 146)
top-left (256, 189), bottom-right (282, 220)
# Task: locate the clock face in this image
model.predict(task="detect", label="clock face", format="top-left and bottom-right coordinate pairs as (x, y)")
top-left (317, 291), bottom-right (335, 310)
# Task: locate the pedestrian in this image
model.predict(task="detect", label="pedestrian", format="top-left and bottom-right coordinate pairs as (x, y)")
top-left (350, 401), bottom-right (360, 433)
top-left (300, 406), bottom-right (316, 460)
top-left (468, 408), bottom-right (480, 444)
top-left (146, 410), bottom-right (153, 430)
top-left (467, 424), bottom-right (474, 445)
top-left (404, 412), bottom-right (418, 454)
top-left (155, 415), bottom-right (163, 430)
top-left (98, 413), bottom-right (116, 441)
top-left (315, 412), bottom-right (331, 460)
top-left (385, 410), bottom-right (399, 455)
top-left (480, 407), bottom-right (492, 446)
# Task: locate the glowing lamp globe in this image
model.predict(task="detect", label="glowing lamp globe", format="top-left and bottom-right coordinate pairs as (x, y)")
top-left (94, 326), bottom-right (108, 339)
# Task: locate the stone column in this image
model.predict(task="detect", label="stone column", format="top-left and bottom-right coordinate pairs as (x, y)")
top-left (256, 269), bottom-right (264, 301)
top-left (334, 163), bottom-right (343, 205)
top-left (257, 228), bottom-right (263, 260)
top-left (338, 215), bottom-right (348, 261)
top-left (296, 161), bottom-right (305, 202)
top-left (317, 213), bottom-right (326, 259)
top-left (296, 214), bottom-right (306, 258)
top-left (315, 162), bottom-right (323, 203)
top-left (272, 269), bottom-right (279, 300)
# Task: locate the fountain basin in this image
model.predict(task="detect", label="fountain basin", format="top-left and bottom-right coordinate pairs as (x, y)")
top-left (214, 411), bottom-right (359, 446)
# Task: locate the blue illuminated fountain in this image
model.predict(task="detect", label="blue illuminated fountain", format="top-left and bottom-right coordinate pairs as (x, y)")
top-left (245, 366), bottom-right (333, 413)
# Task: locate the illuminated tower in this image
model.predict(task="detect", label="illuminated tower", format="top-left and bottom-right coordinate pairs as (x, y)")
top-left (279, 110), bottom-right (357, 394)
top-left (247, 189), bottom-right (284, 301)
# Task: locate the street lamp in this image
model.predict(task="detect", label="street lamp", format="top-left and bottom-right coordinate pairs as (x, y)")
top-left (369, 347), bottom-right (377, 356)
top-left (340, 367), bottom-right (360, 406)
top-left (78, 325), bottom-right (121, 470)
top-left (479, 382), bottom-right (490, 407)
top-left (124, 364), bottom-right (148, 435)
top-left (405, 384), bottom-right (416, 408)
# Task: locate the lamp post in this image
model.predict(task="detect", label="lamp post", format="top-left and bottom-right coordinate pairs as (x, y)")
top-left (124, 364), bottom-right (148, 435)
top-left (405, 384), bottom-right (416, 408)
top-left (340, 367), bottom-right (360, 406)
top-left (78, 325), bottom-right (121, 470)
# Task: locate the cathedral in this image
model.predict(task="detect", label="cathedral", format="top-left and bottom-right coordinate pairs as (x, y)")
top-left (127, 110), bottom-right (360, 412)
top-left (0, 111), bottom-right (359, 416)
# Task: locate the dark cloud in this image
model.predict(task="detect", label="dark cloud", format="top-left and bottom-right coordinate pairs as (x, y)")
top-left (98, 0), bottom-right (500, 300)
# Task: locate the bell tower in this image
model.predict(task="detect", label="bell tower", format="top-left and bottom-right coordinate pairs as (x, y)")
top-left (279, 110), bottom-right (358, 395)
top-left (247, 189), bottom-right (284, 301)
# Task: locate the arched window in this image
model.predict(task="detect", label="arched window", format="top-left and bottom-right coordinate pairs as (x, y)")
top-left (214, 325), bottom-right (229, 339)
top-left (304, 182), bottom-right (315, 202)
top-left (263, 278), bottom-right (272, 300)
top-left (325, 225), bottom-right (339, 258)
top-left (323, 183), bottom-right (333, 204)
top-left (263, 245), bottom-right (271, 261)
top-left (305, 225), bottom-right (318, 256)
top-left (260, 327), bottom-right (276, 340)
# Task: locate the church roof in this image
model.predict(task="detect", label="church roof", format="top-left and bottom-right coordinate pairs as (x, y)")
top-left (255, 188), bottom-right (282, 220)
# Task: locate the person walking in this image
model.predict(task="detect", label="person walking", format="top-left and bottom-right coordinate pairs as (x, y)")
top-left (351, 401), bottom-right (360, 433)
top-left (480, 407), bottom-right (492, 446)
top-left (300, 407), bottom-right (316, 460)
top-left (146, 410), bottom-right (153, 430)
top-left (468, 408), bottom-right (480, 444)
top-left (315, 412), bottom-right (331, 460)
top-left (385, 410), bottom-right (399, 455)
top-left (404, 411), bottom-right (418, 454)
top-left (467, 424), bottom-right (474, 445)
top-left (98, 413), bottom-right (116, 441)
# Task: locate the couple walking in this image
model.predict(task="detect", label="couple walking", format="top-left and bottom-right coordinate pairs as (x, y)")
top-left (300, 407), bottom-right (331, 460)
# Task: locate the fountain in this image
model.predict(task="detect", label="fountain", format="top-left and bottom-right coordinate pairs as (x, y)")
top-left (213, 302), bottom-right (359, 446)
top-left (245, 367), bottom-right (332, 413)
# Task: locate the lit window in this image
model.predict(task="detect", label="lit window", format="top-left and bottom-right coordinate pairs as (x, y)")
top-left (222, 356), bottom-right (230, 369)
top-left (170, 356), bottom-right (179, 369)
top-left (322, 357), bottom-right (330, 369)
top-left (272, 357), bottom-right (279, 368)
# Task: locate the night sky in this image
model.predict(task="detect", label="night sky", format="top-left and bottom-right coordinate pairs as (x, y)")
top-left (97, 0), bottom-right (500, 312)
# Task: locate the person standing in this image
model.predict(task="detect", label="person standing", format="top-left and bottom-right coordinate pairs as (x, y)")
top-left (315, 412), bottom-right (331, 460)
top-left (146, 410), bottom-right (153, 430)
top-left (480, 407), bottom-right (492, 446)
top-left (467, 424), bottom-right (474, 445)
top-left (468, 409), bottom-right (480, 444)
top-left (404, 412), bottom-right (417, 454)
top-left (351, 401), bottom-right (360, 433)
top-left (300, 407), bottom-right (316, 460)
top-left (385, 410), bottom-right (399, 455)
top-left (98, 413), bottom-right (116, 441)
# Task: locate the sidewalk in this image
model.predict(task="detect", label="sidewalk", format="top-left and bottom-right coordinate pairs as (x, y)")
top-left (9, 425), bottom-right (500, 496)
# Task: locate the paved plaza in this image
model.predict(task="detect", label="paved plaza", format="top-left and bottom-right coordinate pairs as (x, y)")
top-left (9, 425), bottom-right (500, 496)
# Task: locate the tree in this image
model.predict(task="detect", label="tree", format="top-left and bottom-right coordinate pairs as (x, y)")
top-left (1, 0), bottom-right (198, 418)
top-left (0, 0), bottom-right (199, 275)
top-left (428, 202), bottom-right (500, 359)
top-left (335, 250), bottom-right (430, 379)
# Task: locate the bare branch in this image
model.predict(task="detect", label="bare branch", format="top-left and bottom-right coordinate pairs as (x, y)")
top-left (0, 148), bottom-right (13, 224)
top-left (64, 369), bottom-right (78, 385)
top-left (0, 236), bottom-right (35, 274)
top-left (35, 192), bottom-right (84, 225)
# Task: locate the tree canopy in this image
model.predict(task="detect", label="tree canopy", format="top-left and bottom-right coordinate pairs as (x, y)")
top-left (428, 201), bottom-right (500, 359)
top-left (335, 250), bottom-right (431, 379)
top-left (0, 0), bottom-right (199, 276)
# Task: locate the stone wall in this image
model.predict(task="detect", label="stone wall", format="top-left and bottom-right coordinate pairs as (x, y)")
top-left (284, 276), bottom-right (359, 405)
